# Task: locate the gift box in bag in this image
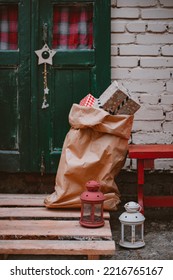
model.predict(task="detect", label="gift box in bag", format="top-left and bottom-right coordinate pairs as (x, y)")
top-left (116, 98), bottom-right (141, 115)
top-left (94, 81), bottom-right (140, 115)
top-left (79, 93), bottom-right (95, 107)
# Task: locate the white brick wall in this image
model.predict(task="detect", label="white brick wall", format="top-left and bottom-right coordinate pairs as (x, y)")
top-left (111, 0), bottom-right (173, 170)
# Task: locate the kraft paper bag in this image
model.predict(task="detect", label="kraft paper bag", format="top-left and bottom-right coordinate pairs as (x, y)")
top-left (44, 104), bottom-right (133, 210)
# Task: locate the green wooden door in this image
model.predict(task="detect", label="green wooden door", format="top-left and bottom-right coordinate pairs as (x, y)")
top-left (0, 0), bottom-right (110, 174)
top-left (0, 0), bottom-right (30, 172)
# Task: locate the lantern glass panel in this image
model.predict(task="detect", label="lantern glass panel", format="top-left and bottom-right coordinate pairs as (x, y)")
top-left (83, 203), bottom-right (92, 222)
top-left (124, 224), bottom-right (143, 243)
top-left (124, 225), bottom-right (131, 242)
top-left (134, 224), bottom-right (144, 241)
top-left (94, 204), bottom-right (102, 222)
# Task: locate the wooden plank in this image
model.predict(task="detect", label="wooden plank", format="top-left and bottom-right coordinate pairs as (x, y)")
top-left (0, 194), bottom-right (114, 259)
top-left (128, 144), bottom-right (173, 159)
top-left (0, 207), bottom-right (110, 219)
top-left (0, 240), bottom-right (115, 256)
top-left (0, 194), bottom-right (46, 206)
top-left (0, 220), bottom-right (112, 240)
top-left (144, 196), bottom-right (173, 207)
top-left (0, 194), bottom-right (46, 198)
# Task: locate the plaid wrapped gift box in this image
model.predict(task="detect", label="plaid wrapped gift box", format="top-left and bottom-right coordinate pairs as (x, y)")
top-left (79, 94), bottom-right (95, 107)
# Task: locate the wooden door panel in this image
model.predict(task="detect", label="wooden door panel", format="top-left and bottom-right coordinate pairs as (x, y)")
top-left (54, 51), bottom-right (95, 65)
top-left (0, 68), bottom-right (20, 171)
top-left (0, 0), bottom-right (30, 172)
top-left (49, 67), bottom-right (92, 172)
top-left (0, 68), bottom-right (18, 151)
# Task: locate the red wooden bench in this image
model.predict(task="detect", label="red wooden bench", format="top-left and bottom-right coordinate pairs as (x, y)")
top-left (128, 144), bottom-right (173, 213)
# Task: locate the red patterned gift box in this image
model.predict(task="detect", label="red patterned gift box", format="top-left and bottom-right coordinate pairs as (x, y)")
top-left (79, 94), bottom-right (95, 107)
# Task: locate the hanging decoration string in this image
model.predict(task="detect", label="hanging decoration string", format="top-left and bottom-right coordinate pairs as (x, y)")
top-left (42, 62), bottom-right (49, 109)
top-left (35, 40), bottom-right (56, 109)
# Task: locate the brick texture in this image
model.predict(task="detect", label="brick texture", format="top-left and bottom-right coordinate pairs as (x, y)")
top-left (111, 0), bottom-right (173, 170)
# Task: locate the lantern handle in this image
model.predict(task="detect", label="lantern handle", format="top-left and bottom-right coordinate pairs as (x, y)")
top-left (125, 201), bottom-right (141, 212)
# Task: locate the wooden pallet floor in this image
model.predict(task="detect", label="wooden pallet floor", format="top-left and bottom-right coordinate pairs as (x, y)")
top-left (0, 194), bottom-right (115, 260)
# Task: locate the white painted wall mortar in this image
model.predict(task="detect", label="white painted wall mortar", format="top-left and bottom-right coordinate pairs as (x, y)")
top-left (111, 0), bottom-right (173, 170)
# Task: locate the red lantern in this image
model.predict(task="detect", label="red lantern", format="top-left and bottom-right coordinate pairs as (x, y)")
top-left (80, 180), bottom-right (105, 228)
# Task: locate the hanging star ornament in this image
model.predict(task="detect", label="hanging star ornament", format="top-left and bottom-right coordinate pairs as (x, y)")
top-left (44, 87), bottom-right (49, 94)
top-left (35, 43), bottom-right (56, 65)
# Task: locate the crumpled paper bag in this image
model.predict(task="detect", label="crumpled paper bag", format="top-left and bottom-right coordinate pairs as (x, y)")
top-left (44, 104), bottom-right (133, 210)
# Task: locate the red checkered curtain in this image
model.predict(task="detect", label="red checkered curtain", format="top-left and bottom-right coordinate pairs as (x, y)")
top-left (52, 4), bottom-right (93, 49)
top-left (0, 5), bottom-right (18, 50)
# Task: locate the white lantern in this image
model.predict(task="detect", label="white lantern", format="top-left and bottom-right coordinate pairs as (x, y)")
top-left (119, 201), bottom-right (145, 248)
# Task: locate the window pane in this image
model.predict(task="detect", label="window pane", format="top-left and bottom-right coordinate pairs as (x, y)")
top-left (53, 3), bottom-right (93, 50)
top-left (0, 5), bottom-right (18, 50)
